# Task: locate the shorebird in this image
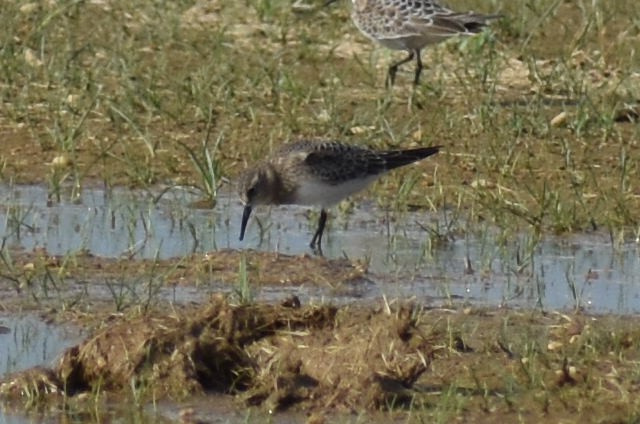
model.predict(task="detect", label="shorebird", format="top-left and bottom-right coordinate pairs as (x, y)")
top-left (326, 0), bottom-right (501, 86)
top-left (237, 140), bottom-right (440, 254)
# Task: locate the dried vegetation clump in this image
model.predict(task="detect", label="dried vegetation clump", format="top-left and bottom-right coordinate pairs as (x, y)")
top-left (0, 296), bottom-right (432, 412)
top-left (3, 300), bottom-right (640, 420)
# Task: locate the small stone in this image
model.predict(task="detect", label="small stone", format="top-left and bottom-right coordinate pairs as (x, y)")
top-left (550, 111), bottom-right (568, 127)
top-left (20, 3), bottom-right (39, 14)
top-left (349, 125), bottom-right (375, 135)
top-left (24, 48), bottom-right (43, 67)
top-left (51, 155), bottom-right (72, 168)
top-left (547, 341), bottom-right (563, 351)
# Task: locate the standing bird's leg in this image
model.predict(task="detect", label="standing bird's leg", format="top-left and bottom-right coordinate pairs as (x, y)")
top-left (386, 50), bottom-right (415, 87)
top-left (309, 209), bottom-right (328, 255)
top-left (413, 49), bottom-right (423, 85)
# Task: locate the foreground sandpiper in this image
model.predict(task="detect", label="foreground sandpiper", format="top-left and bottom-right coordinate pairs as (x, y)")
top-left (327, 0), bottom-right (501, 86)
top-left (237, 140), bottom-right (440, 254)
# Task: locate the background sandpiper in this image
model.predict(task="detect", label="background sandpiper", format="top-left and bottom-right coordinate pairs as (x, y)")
top-left (328, 0), bottom-right (501, 86)
top-left (237, 140), bottom-right (440, 254)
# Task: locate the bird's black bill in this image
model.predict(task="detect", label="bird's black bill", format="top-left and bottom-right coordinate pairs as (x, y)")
top-left (239, 205), bottom-right (252, 241)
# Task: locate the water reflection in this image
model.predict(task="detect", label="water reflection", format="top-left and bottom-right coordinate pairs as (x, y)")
top-left (0, 316), bottom-right (78, 378)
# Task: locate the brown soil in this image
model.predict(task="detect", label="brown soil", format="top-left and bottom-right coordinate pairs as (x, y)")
top-left (26, 247), bottom-right (366, 287)
top-left (0, 247), bottom-right (367, 313)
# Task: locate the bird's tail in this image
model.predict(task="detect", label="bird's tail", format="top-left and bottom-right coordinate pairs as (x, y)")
top-left (379, 146), bottom-right (441, 171)
top-left (457, 13), bottom-right (503, 33)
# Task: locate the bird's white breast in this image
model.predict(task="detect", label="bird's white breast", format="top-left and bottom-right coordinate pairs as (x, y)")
top-left (293, 176), bottom-right (379, 207)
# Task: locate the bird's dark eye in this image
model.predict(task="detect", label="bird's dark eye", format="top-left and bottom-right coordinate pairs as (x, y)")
top-left (246, 187), bottom-right (256, 199)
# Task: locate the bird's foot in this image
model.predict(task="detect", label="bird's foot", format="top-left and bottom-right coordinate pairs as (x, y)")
top-left (309, 241), bottom-right (324, 256)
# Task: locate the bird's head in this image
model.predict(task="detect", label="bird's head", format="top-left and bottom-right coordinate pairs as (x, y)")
top-left (237, 165), bottom-right (279, 241)
top-left (238, 165), bottom-right (280, 207)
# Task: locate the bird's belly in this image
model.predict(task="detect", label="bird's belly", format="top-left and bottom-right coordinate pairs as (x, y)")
top-left (377, 33), bottom-right (449, 51)
top-left (352, 13), bottom-right (444, 51)
top-left (293, 176), bottom-right (378, 207)
top-left (375, 36), bottom-right (412, 50)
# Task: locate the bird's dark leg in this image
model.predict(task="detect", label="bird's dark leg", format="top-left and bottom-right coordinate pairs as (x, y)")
top-left (413, 49), bottom-right (423, 86)
top-left (386, 50), bottom-right (415, 87)
top-left (309, 209), bottom-right (327, 255)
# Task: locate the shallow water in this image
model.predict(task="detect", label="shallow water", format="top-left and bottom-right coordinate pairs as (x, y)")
top-left (0, 184), bottom-right (639, 314)
top-left (0, 316), bottom-right (78, 379)
top-left (0, 315), bottom-right (81, 424)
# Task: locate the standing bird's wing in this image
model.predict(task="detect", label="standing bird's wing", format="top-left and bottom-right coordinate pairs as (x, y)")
top-left (409, 12), bottom-right (500, 38)
top-left (301, 143), bottom-right (375, 185)
top-left (303, 144), bottom-right (441, 183)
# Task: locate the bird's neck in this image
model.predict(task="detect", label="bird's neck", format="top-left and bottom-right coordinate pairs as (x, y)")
top-left (261, 164), bottom-right (291, 205)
